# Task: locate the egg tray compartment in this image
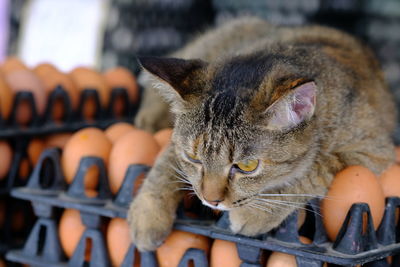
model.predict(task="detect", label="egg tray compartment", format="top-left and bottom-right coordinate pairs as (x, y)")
top-left (0, 85), bottom-right (141, 138)
top-left (0, 137), bottom-right (35, 195)
top-left (6, 148), bottom-right (400, 267)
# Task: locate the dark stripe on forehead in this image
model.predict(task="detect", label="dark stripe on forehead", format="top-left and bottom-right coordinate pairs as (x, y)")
top-left (211, 54), bottom-right (282, 94)
top-left (203, 54), bottom-right (283, 127)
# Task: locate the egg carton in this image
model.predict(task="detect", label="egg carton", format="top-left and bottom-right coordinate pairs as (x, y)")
top-left (5, 148), bottom-right (400, 266)
top-left (0, 85), bottom-right (141, 139)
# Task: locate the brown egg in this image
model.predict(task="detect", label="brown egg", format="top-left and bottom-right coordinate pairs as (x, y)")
top-left (34, 63), bottom-right (79, 120)
top-left (44, 133), bottom-right (73, 149)
top-left (27, 138), bottom-right (46, 166)
top-left (210, 239), bottom-right (241, 267)
top-left (395, 147), bottom-right (400, 164)
top-left (107, 218), bottom-right (139, 267)
top-left (5, 70), bottom-right (46, 124)
top-left (18, 158), bottom-right (31, 180)
top-left (321, 166), bottom-right (385, 241)
top-left (380, 164), bottom-right (400, 197)
top-left (154, 128), bottom-right (173, 149)
top-left (156, 230), bottom-right (211, 267)
top-left (104, 122), bottom-right (135, 144)
top-left (0, 57), bottom-right (29, 74)
top-left (62, 128), bottom-right (112, 189)
top-left (103, 67), bottom-right (139, 103)
top-left (0, 200), bottom-right (5, 227)
top-left (0, 141), bottom-right (13, 180)
top-left (0, 74), bottom-right (14, 119)
top-left (69, 67), bottom-right (110, 119)
top-left (12, 209), bottom-right (25, 232)
top-left (59, 209), bottom-right (86, 258)
top-left (104, 67), bottom-right (139, 117)
top-left (265, 237), bottom-right (326, 267)
top-left (108, 129), bottom-right (160, 194)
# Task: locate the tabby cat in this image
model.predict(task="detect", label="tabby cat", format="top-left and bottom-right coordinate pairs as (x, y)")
top-left (128, 17), bottom-right (396, 251)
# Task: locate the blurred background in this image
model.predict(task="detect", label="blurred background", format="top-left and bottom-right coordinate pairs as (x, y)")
top-left (1, 0), bottom-right (400, 132)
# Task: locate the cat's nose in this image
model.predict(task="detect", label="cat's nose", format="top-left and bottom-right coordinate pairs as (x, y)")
top-left (205, 198), bottom-right (224, 206)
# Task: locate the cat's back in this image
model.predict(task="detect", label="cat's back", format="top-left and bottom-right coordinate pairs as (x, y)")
top-left (240, 22), bottom-right (395, 133)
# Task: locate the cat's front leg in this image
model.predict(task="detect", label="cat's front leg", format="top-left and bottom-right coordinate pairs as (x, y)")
top-left (228, 204), bottom-right (297, 236)
top-left (128, 144), bottom-right (185, 251)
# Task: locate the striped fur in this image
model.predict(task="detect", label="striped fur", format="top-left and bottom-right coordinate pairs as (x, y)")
top-left (129, 17), bottom-right (396, 251)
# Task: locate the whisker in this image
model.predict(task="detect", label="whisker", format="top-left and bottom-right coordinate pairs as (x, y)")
top-left (252, 199), bottom-right (293, 213)
top-left (248, 203), bottom-right (273, 214)
top-left (257, 193), bottom-right (340, 201)
top-left (255, 198), bottom-right (322, 217)
top-left (174, 187), bottom-right (194, 192)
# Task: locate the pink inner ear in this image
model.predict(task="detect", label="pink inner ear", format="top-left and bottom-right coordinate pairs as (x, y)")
top-left (291, 82), bottom-right (316, 120)
top-left (266, 81), bottom-right (316, 131)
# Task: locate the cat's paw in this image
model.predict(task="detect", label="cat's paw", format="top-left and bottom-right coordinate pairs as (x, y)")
top-left (228, 207), bottom-right (281, 236)
top-left (127, 192), bottom-right (175, 251)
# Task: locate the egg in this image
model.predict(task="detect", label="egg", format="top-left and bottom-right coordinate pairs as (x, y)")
top-left (107, 218), bottom-right (139, 267)
top-left (156, 230), bottom-right (211, 267)
top-left (62, 128), bottom-right (112, 189)
top-left (103, 67), bottom-right (139, 103)
top-left (27, 138), bottom-right (46, 166)
top-left (154, 128), bottom-right (173, 149)
top-left (103, 67), bottom-right (139, 117)
top-left (44, 133), bottom-right (73, 150)
top-left (210, 239), bottom-right (242, 267)
top-left (33, 63), bottom-right (79, 121)
top-left (0, 141), bottom-right (13, 180)
top-left (0, 200), bottom-right (5, 227)
top-left (5, 70), bottom-right (46, 125)
top-left (11, 209), bottom-right (25, 232)
top-left (379, 164), bottom-right (400, 197)
top-left (395, 147), bottom-right (400, 163)
top-left (104, 122), bottom-right (136, 144)
top-left (0, 74), bottom-right (14, 120)
top-left (0, 57), bottom-right (29, 73)
top-left (321, 165), bottom-right (385, 241)
top-left (18, 158), bottom-right (31, 180)
top-left (265, 237), bottom-right (326, 267)
top-left (69, 67), bottom-right (110, 119)
top-left (108, 129), bottom-right (160, 194)
top-left (59, 209), bottom-right (86, 258)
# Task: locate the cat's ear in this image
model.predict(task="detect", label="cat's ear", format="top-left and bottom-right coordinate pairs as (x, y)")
top-left (138, 56), bottom-right (206, 101)
top-left (265, 81), bottom-right (316, 131)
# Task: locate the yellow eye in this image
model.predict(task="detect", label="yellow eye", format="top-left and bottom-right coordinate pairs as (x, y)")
top-left (185, 152), bottom-right (201, 163)
top-left (236, 159), bottom-right (259, 173)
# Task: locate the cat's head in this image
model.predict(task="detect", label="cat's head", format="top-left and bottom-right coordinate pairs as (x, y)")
top-left (139, 54), bottom-right (319, 211)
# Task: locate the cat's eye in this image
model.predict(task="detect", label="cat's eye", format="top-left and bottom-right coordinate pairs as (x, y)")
top-left (185, 152), bottom-right (202, 163)
top-left (235, 159), bottom-right (259, 173)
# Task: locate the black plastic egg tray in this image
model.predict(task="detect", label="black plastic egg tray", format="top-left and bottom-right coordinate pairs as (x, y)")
top-left (6, 148), bottom-right (400, 267)
top-left (0, 85), bottom-right (141, 138)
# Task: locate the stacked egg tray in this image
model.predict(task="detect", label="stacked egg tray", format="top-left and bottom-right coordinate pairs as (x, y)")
top-left (0, 85), bottom-right (141, 138)
top-left (0, 138), bottom-right (36, 265)
top-left (5, 148), bottom-right (400, 267)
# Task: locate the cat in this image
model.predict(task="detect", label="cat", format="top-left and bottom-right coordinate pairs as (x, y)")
top-left (128, 17), bottom-right (396, 251)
